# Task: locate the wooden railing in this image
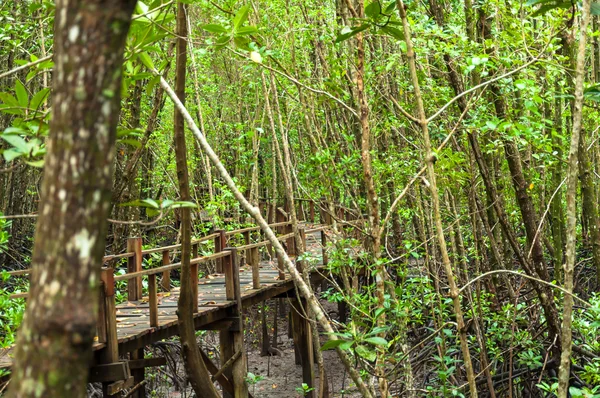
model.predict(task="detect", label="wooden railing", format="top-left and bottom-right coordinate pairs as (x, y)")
top-left (5, 220), bottom-right (330, 356)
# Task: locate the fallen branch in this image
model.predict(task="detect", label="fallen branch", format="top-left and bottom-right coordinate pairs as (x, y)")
top-left (157, 73), bottom-right (374, 398)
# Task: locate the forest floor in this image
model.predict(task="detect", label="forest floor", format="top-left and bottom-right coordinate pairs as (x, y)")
top-left (131, 298), bottom-right (359, 398)
top-left (244, 299), bottom-right (360, 398)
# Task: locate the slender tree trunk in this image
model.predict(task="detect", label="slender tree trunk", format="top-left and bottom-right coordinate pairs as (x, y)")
top-left (7, 0), bottom-right (136, 396)
top-left (173, 4), bottom-right (220, 397)
top-left (341, 1), bottom-right (388, 394)
top-left (558, 0), bottom-right (590, 394)
top-left (396, 1), bottom-right (478, 395)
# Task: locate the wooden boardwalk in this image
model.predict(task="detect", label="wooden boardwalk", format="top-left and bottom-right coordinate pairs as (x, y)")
top-left (0, 222), bottom-right (328, 396)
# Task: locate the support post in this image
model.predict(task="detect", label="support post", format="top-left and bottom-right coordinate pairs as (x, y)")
top-left (277, 251), bottom-right (285, 280)
top-left (100, 267), bottom-right (120, 397)
top-left (148, 274), bottom-right (158, 327)
top-left (215, 229), bottom-right (226, 273)
top-left (127, 237), bottom-right (143, 301)
top-left (286, 221), bottom-right (296, 256)
top-left (251, 246), bottom-right (260, 289)
top-left (291, 299), bottom-right (315, 398)
top-left (220, 248), bottom-right (249, 398)
top-left (309, 201), bottom-right (315, 223)
top-left (130, 348), bottom-right (145, 398)
top-left (192, 242), bottom-right (199, 313)
top-left (161, 249), bottom-right (171, 291)
top-left (321, 230), bottom-right (328, 266)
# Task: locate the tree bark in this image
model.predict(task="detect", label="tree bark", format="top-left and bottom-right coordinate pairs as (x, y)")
top-left (7, 0), bottom-right (136, 396)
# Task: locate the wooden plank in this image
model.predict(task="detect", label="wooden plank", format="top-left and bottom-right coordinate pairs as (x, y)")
top-left (106, 376), bottom-right (134, 396)
top-left (128, 357), bottom-right (166, 370)
top-left (89, 362), bottom-right (129, 383)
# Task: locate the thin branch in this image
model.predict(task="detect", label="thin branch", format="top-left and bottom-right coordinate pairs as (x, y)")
top-left (459, 270), bottom-right (591, 307)
top-left (229, 49), bottom-right (359, 118)
top-left (379, 87), bottom-right (484, 240)
top-left (426, 47), bottom-right (551, 123)
top-left (0, 55), bottom-right (53, 80)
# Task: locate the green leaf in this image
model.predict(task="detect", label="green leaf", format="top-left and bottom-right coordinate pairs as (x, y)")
top-left (380, 26), bottom-right (404, 40)
top-left (30, 88), bottom-right (50, 111)
top-left (592, 2), bottom-right (600, 15)
top-left (141, 198), bottom-right (160, 208)
top-left (236, 25), bottom-right (258, 35)
top-left (233, 5), bottom-right (251, 31)
top-left (365, 1), bottom-right (382, 18)
top-left (233, 35), bottom-right (250, 50)
top-left (364, 337), bottom-right (388, 346)
top-left (2, 135), bottom-right (29, 152)
top-left (15, 80), bottom-right (28, 108)
top-left (2, 148), bottom-right (23, 162)
top-left (118, 139), bottom-right (141, 148)
top-left (585, 85), bottom-right (600, 102)
top-left (355, 344), bottom-right (376, 362)
top-left (0, 93), bottom-right (19, 108)
top-left (335, 24), bottom-right (370, 43)
top-left (384, 1), bottom-right (397, 13)
top-left (320, 339), bottom-right (347, 351)
top-left (138, 52), bottom-right (155, 71)
top-left (24, 159), bottom-right (44, 168)
top-left (161, 199), bottom-right (175, 209)
top-left (170, 201), bottom-right (198, 209)
top-left (215, 35), bottom-right (231, 50)
top-left (202, 24), bottom-right (228, 34)
top-left (135, 1), bottom-right (149, 15)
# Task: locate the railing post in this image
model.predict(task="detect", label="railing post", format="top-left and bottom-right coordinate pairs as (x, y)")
top-left (309, 201), bottom-right (315, 223)
top-left (321, 230), bottom-right (328, 266)
top-left (161, 249), bottom-right (171, 291)
top-left (97, 282), bottom-right (108, 345)
top-left (220, 248), bottom-right (249, 398)
top-left (298, 228), bottom-right (306, 273)
top-left (100, 267), bottom-right (120, 396)
top-left (287, 222), bottom-right (296, 256)
top-left (100, 267), bottom-right (118, 363)
top-left (192, 243), bottom-right (199, 313)
top-left (127, 237), bottom-right (143, 301)
top-left (277, 251), bottom-right (285, 280)
top-left (215, 229), bottom-right (227, 273)
top-left (243, 231), bottom-right (251, 266)
top-left (149, 273), bottom-right (158, 327)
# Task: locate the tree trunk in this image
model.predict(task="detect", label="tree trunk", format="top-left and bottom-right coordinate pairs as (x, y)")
top-left (7, 0), bottom-right (136, 396)
top-left (558, 0), bottom-right (590, 394)
top-left (173, 3), bottom-right (220, 397)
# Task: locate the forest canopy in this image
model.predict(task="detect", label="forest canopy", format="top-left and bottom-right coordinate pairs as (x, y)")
top-left (1, 0), bottom-right (600, 397)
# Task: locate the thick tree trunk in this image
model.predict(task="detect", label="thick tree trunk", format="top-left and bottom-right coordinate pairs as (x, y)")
top-left (7, 1), bottom-right (136, 396)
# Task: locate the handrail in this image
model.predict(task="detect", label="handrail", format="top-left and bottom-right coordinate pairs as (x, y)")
top-left (3, 222), bottom-right (293, 278)
top-left (6, 222), bottom-right (332, 357)
top-left (114, 251), bottom-right (230, 282)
